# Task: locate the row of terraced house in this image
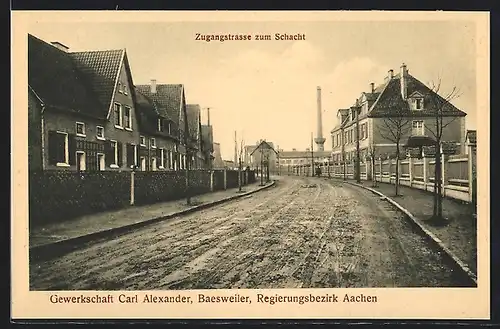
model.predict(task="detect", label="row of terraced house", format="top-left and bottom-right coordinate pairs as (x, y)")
top-left (28, 33), bottom-right (215, 173)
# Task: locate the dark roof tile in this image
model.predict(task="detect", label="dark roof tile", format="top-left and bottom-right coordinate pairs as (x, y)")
top-left (136, 84), bottom-right (182, 124)
top-left (70, 49), bottom-right (124, 117)
top-left (28, 34), bottom-right (103, 118)
top-left (186, 104), bottom-right (201, 139)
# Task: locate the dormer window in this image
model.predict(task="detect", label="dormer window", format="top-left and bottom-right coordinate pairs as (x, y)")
top-left (409, 92), bottom-right (424, 111)
top-left (158, 118), bottom-right (164, 132)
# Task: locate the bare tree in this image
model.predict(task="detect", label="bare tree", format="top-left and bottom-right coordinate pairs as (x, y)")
top-left (377, 107), bottom-right (412, 196)
top-left (238, 136), bottom-right (245, 192)
top-left (424, 78), bottom-right (462, 221)
top-left (367, 143), bottom-right (378, 187)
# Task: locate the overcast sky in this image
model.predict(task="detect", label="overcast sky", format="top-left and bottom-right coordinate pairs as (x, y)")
top-left (29, 19), bottom-right (477, 160)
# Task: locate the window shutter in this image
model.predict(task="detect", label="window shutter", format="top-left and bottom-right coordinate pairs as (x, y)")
top-left (117, 142), bottom-right (123, 167)
top-left (48, 131), bottom-right (58, 165)
top-left (68, 134), bottom-right (76, 165)
top-left (126, 143), bottom-right (134, 167)
top-left (155, 148), bottom-right (161, 158)
top-left (163, 149), bottom-right (167, 168)
top-left (104, 141), bottom-right (113, 167)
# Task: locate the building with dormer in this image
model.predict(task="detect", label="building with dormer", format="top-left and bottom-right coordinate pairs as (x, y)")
top-left (330, 63), bottom-right (467, 163)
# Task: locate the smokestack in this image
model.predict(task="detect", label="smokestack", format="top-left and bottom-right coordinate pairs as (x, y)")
top-left (400, 63), bottom-right (408, 99)
top-left (51, 41), bottom-right (69, 52)
top-left (315, 86), bottom-right (326, 151)
top-left (370, 82), bottom-right (375, 93)
top-left (150, 79), bottom-right (157, 94)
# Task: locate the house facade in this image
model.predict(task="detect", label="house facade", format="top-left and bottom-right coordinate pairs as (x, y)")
top-left (278, 149), bottom-right (331, 173)
top-left (330, 63), bottom-right (467, 163)
top-left (186, 104), bottom-right (207, 169)
top-left (29, 34), bottom-right (142, 172)
top-left (28, 33), bottom-right (213, 173)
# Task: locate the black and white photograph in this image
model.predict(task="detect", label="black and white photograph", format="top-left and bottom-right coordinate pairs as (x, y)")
top-left (13, 10), bottom-right (489, 320)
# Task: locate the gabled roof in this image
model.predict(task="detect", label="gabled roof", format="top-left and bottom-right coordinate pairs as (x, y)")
top-left (466, 130), bottom-right (477, 144)
top-left (135, 84), bottom-right (183, 123)
top-left (70, 48), bottom-right (126, 119)
top-left (250, 140), bottom-right (277, 156)
top-left (28, 34), bottom-right (103, 118)
top-left (368, 74), bottom-right (467, 118)
top-left (201, 125), bottom-right (214, 152)
top-left (186, 104), bottom-right (201, 140)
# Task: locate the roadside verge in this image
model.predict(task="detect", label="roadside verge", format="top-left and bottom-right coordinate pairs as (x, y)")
top-left (30, 181), bottom-right (276, 262)
top-left (342, 180), bottom-right (477, 286)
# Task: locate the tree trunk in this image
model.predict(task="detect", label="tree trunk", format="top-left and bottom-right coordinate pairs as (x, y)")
top-left (371, 157), bottom-right (377, 187)
top-left (432, 142), bottom-right (440, 218)
top-left (436, 147), bottom-right (443, 218)
top-left (395, 143), bottom-right (400, 196)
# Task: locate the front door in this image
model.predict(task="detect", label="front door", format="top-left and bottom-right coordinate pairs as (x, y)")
top-left (140, 157), bottom-right (146, 171)
top-left (76, 152), bottom-right (85, 172)
top-left (97, 153), bottom-right (105, 171)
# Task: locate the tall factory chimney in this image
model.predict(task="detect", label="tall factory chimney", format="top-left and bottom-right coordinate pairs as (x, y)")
top-left (314, 86), bottom-right (326, 151)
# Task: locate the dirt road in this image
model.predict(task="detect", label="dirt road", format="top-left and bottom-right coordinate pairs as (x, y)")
top-left (30, 176), bottom-right (470, 290)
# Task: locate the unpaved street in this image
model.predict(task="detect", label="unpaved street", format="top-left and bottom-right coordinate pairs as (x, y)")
top-left (30, 176), bottom-right (469, 290)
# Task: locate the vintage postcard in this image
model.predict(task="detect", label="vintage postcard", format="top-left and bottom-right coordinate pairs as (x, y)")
top-left (12, 11), bottom-right (490, 320)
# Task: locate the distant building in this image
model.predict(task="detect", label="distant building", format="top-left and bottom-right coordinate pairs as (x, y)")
top-left (277, 148), bottom-right (331, 174)
top-left (244, 140), bottom-right (278, 173)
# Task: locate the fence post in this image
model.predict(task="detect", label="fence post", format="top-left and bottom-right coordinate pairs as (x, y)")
top-left (210, 170), bottom-right (214, 192)
top-left (223, 169), bottom-right (227, 190)
top-left (408, 157), bottom-right (413, 188)
top-left (130, 170), bottom-right (135, 206)
top-left (423, 154), bottom-right (429, 192)
top-left (379, 158), bottom-right (382, 182)
top-left (441, 150), bottom-right (447, 197)
top-left (468, 143), bottom-right (476, 203)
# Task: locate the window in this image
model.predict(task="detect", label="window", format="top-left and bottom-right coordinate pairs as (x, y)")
top-left (140, 135), bottom-right (146, 146)
top-left (114, 103), bottom-right (123, 128)
top-left (76, 122), bottom-right (86, 137)
top-left (123, 84), bottom-right (128, 95)
top-left (169, 150), bottom-right (173, 169)
top-left (415, 98), bottom-right (423, 110)
top-left (124, 106), bottom-right (132, 130)
top-left (150, 138), bottom-right (156, 148)
top-left (412, 120), bottom-right (424, 136)
top-left (167, 122), bottom-right (171, 134)
top-left (96, 126), bottom-right (105, 140)
top-left (118, 82), bottom-right (123, 93)
top-left (110, 140), bottom-right (118, 166)
top-left (158, 118), bottom-right (163, 132)
top-left (151, 157), bottom-right (157, 171)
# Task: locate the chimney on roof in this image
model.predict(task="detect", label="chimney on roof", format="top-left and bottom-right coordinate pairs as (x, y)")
top-left (51, 41), bottom-right (69, 52)
top-left (388, 69), bottom-right (394, 79)
top-left (400, 63), bottom-right (408, 99)
top-left (151, 79), bottom-right (157, 94)
top-left (370, 82), bottom-right (375, 93)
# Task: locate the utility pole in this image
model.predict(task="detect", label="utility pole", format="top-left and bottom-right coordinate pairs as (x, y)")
top-left (184, 106), bottom-right (191, 205)
top-left (355, 99), bottom-right (361, 183)
top-left (310, 132), bottom-right (314, 177)
top-left (276, 144), bottom-right (280, 176)
top-left (204, 107), bottom-right (213, 170)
